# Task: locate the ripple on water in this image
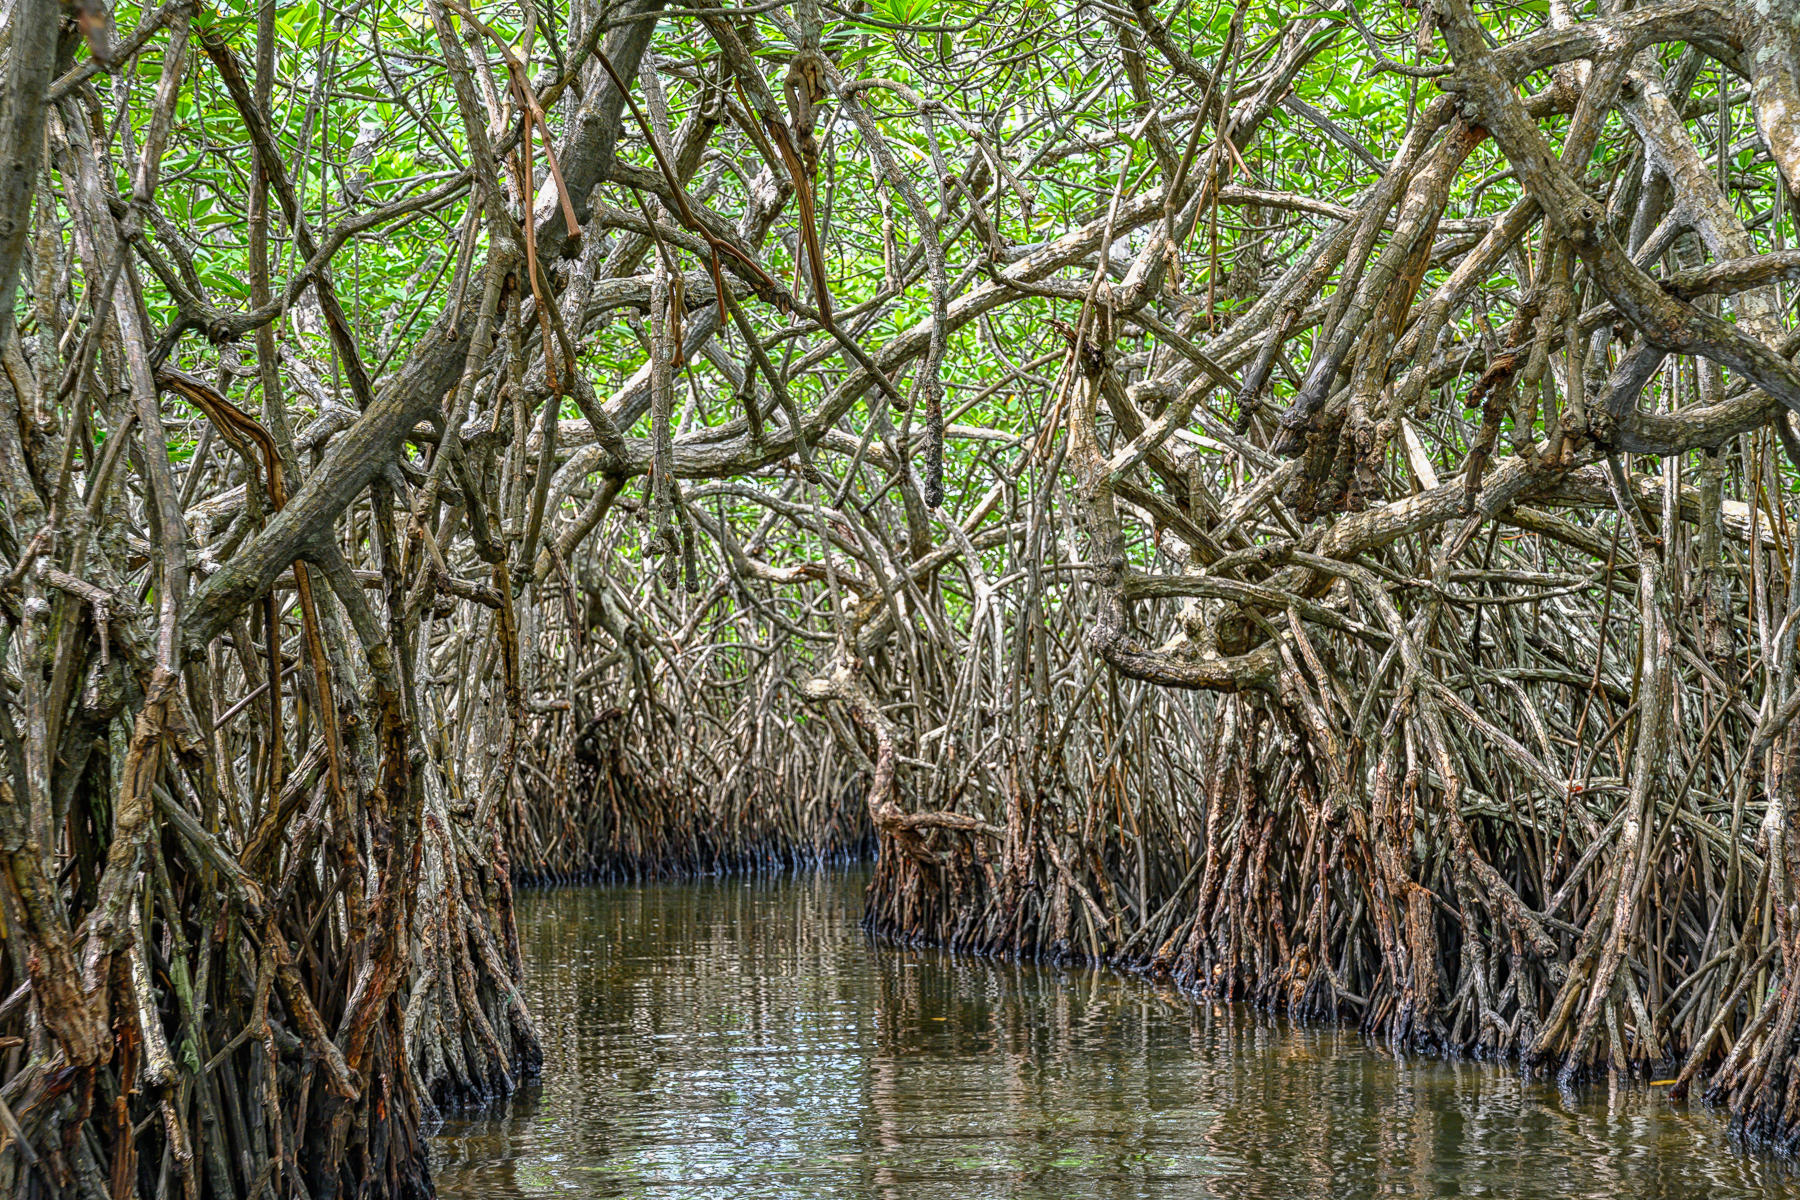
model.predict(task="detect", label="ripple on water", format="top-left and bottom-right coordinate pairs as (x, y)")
top-left (430, 871), bottom-right (1800, 1200)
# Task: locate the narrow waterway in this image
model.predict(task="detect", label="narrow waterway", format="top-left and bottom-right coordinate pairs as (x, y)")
top-left (431, 871), bottom-right (1800, 1199)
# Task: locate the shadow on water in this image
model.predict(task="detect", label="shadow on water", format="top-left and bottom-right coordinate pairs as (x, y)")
top-left (431, 870), bottom-right (1800, 1199)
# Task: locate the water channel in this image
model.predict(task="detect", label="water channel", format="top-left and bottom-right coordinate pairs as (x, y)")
top-left (431, 870), bottom-right (1800, 1198)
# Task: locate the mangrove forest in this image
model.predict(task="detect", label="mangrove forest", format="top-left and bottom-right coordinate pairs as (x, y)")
top-left (3, 0), bottom-right (1800, 1192)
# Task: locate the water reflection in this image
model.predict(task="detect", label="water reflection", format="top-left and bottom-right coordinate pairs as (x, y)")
top-left (431, 871), bottom-right (1800, 1199)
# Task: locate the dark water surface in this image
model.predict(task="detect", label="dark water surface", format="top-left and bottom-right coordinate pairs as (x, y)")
top-left (431, 871), bottom-right (1800, 1199)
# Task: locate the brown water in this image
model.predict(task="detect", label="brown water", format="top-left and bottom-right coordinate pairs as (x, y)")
top-left (431, 870), bottom-right (1800, 1199)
